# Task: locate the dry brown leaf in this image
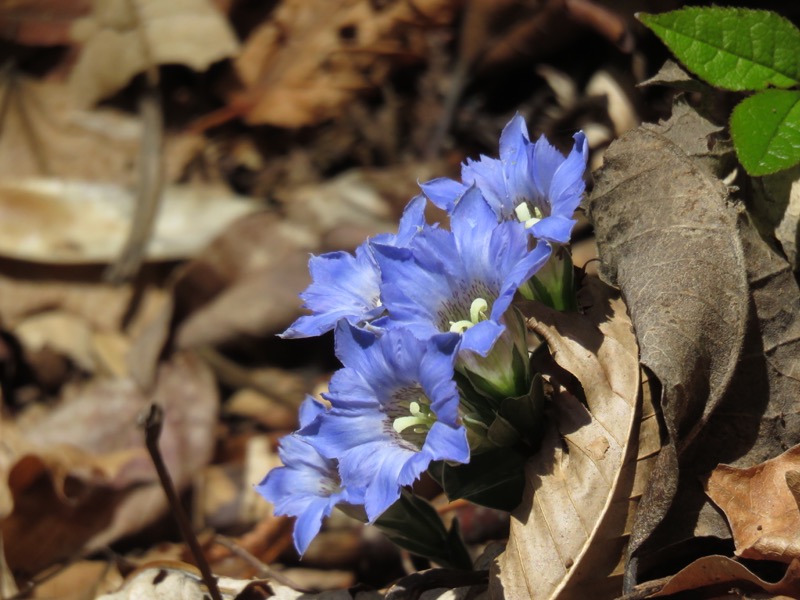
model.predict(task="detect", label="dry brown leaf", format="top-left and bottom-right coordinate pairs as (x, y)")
top-left (588, 97), bottom-right (749, 581)
top-left (0, 533), bottom-right (18, 598)
top-left (69, 0), bottom-right (239, 106)
top-left (15, 310), bottom-right (96, 372)
top-left (195, 434), bottom-right (280, 533)
top-left (230, 0), bottom-right (459, 127)
top-left (29, 559), bottom-right (123, 600)
top-left (490, 276), bottom-right (640, 599)
top-left (0, 0), bottom-right (90, 46)
top-left (97, 564), bottom-right (382, 599)
top-left (225, 389), bottom-right (298, 430)
top-left (171, 210), bottom-right (319, 349)
top-left (647, 555), bottom-right (800, 598)
top-left (1, 351), bottom-right (218, 574)
top-left (0, 179), bottom-right (261, 264)
top-left (705, 444), bottom-right (800, 563)
top-left (0, 78), bottom-right (201, 183)
top-left (751, 164), bottom-right (800, 272)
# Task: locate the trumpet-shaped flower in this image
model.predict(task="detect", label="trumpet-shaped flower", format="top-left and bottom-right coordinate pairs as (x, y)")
top-left (313, 323), bottom-right (469, 521)
top-left (420, 114), bottom-right (588, 244)
top-left (255, 397), bottom-right (365, 555)
top-left (280, 195), bottom-right (428, 338)
top-left (373, 186), bottom-right (551, 356)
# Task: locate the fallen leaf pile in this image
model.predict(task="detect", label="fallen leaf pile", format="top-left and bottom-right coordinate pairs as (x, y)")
top-left (2, 0), bottom-right (799, 599)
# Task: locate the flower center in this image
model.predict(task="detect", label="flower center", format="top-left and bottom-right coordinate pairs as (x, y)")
top-left (316, 457), bottom-right (344, 497)
top-left (392, 400), bottom-right (436, 434)
top-left (436, 281), bottom-right (497, 334)
top-left (514, 202), bottom-right (544, 229)
top-left (388, 387), bottom-right (436, 448)
top-left (449, 297), bottom-right (489, 333)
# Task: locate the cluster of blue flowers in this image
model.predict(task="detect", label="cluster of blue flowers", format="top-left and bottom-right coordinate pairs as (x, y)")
top-left (258, 114), bottom-right (588, 555)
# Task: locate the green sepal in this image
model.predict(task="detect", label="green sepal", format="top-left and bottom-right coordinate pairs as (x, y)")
top-left (456, 308), bottom-right (532, 404)
top-left (519, 247), bottom-right (577, 311)
top-left (497, 373), bottom-right (547, 448)
top-left (373, 489), bottom-right (473, 570)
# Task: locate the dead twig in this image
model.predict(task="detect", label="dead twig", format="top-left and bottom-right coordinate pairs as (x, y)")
top-left (140, 404), bottom-right (223, 600)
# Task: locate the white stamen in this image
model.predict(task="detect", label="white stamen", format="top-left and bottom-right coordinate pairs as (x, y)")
top-left (470, 298), bottom-right (489, 323)
top-left (449, 320), bottom-right (473, 333)
top-left (514, 203), bottom-right (533, 222)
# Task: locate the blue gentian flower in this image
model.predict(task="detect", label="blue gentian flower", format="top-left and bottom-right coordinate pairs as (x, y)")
top-left (372, 186), bottom-right (551, 356)
top-left (312, 323), bottom-right (469, 521)
top-left (280, 195), bottom-right (428, 338)
top-left (255, 397), bottom-right (365, 555)
top-left (420, 114), bottom-right (588, 244)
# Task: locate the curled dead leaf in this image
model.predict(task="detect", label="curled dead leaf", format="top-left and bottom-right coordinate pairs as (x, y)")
top-left (1, 352), bottom-right (218, 574)
top-left (588, 98), bottom-right (749, 581)
top-left (705, 444), bottom-right (800, 563)
top-left (647, 555), bottom-right (800, 598)
top-left (230, 0), bottom-right (459, 127)
top-left (490, 276), bottom-right (640, 599)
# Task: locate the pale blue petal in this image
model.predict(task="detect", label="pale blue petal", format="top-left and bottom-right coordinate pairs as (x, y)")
top-left (531, 215), bottom-right (577, 244)
top-left (371, 194), bottom-right (429, 248)
top-left (293, 499), bottom-right (329, 555)
top-left (398, 422), bottom-right (469, 486)
top-left (499, 114), bottom-right (537, 215)
top-left (280, 248), bottom-right (381, 338)
top-left (419, 178), bottom-right (467, 212)
top-left (298, 396), bottom-right (326, 429)
top-left (394, 194), bottom-right (428, 246)
top-left (312, 405), bottom-right (387, 459)
top-left (493, 241), bottom-right (553, 318)
top-left (548, 131), bottom-right (588, 218)
top-left (419, 333), bottom-right (462, 425)
top-left (373, 241), bottom-right (453, 329)
top-left (461, 320), bottom-right (505, 356)
top-left (531, 134), bottom-right (566, 199)
top-left (461, 155), bottom-right (508, 217)
top-left (335, 440), bottom-right (412, 521)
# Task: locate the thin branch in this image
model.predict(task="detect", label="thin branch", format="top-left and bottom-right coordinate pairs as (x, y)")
top-left (140, 404), bottom-right (223, 600)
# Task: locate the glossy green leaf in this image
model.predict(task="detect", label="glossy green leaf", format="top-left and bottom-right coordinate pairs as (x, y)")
top-left (638, 8), bottom-right (800, 91)
top-left (731, 89), bottom-right (800, 176)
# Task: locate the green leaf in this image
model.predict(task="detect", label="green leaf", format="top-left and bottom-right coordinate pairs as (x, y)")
top-left (731, 89), bottom-right (800, 176)
top-left (373, 490), bottom-right (472, 570)
top-left (433, 447), bottom-right (526, 512)
top-left (638, 8), bottom-right (800, 91)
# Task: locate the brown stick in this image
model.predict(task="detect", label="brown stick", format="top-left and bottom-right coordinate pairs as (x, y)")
top-left (140, 404), bottom-right (222, 600)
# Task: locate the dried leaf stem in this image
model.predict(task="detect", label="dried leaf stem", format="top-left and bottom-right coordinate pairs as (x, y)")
top-left (141, 404), bottom-right (222, 600)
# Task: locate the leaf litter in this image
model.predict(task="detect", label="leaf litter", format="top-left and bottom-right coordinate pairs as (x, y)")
top-left (3, 0), bottom-right (800, 598)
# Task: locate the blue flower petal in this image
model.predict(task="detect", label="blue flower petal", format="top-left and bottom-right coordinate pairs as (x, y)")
top-left (499, 114), bottom-right (537, 215)
top-left (280, 246), bottom-right (381, 338)
top-left (298, 396), bottom-right (326, 429)
top-left (531, 215), bottom-right (577, 245)
top-left (398, 421), bottom-right (469, 486)
top-left (548, 131), bottom-right (588, 218)
top-left (293, 498), bottom-right (329, 555)
top-left (461, 155), bottom-right (508, 217)
top-left (461, 320), bottom-right (505, 356)
top-left (531, 134), bottom-right (566, 198)
top-left (256, 432), bottom-right (362, 556)
top-left (419, 178), bottom-right (467, 212)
